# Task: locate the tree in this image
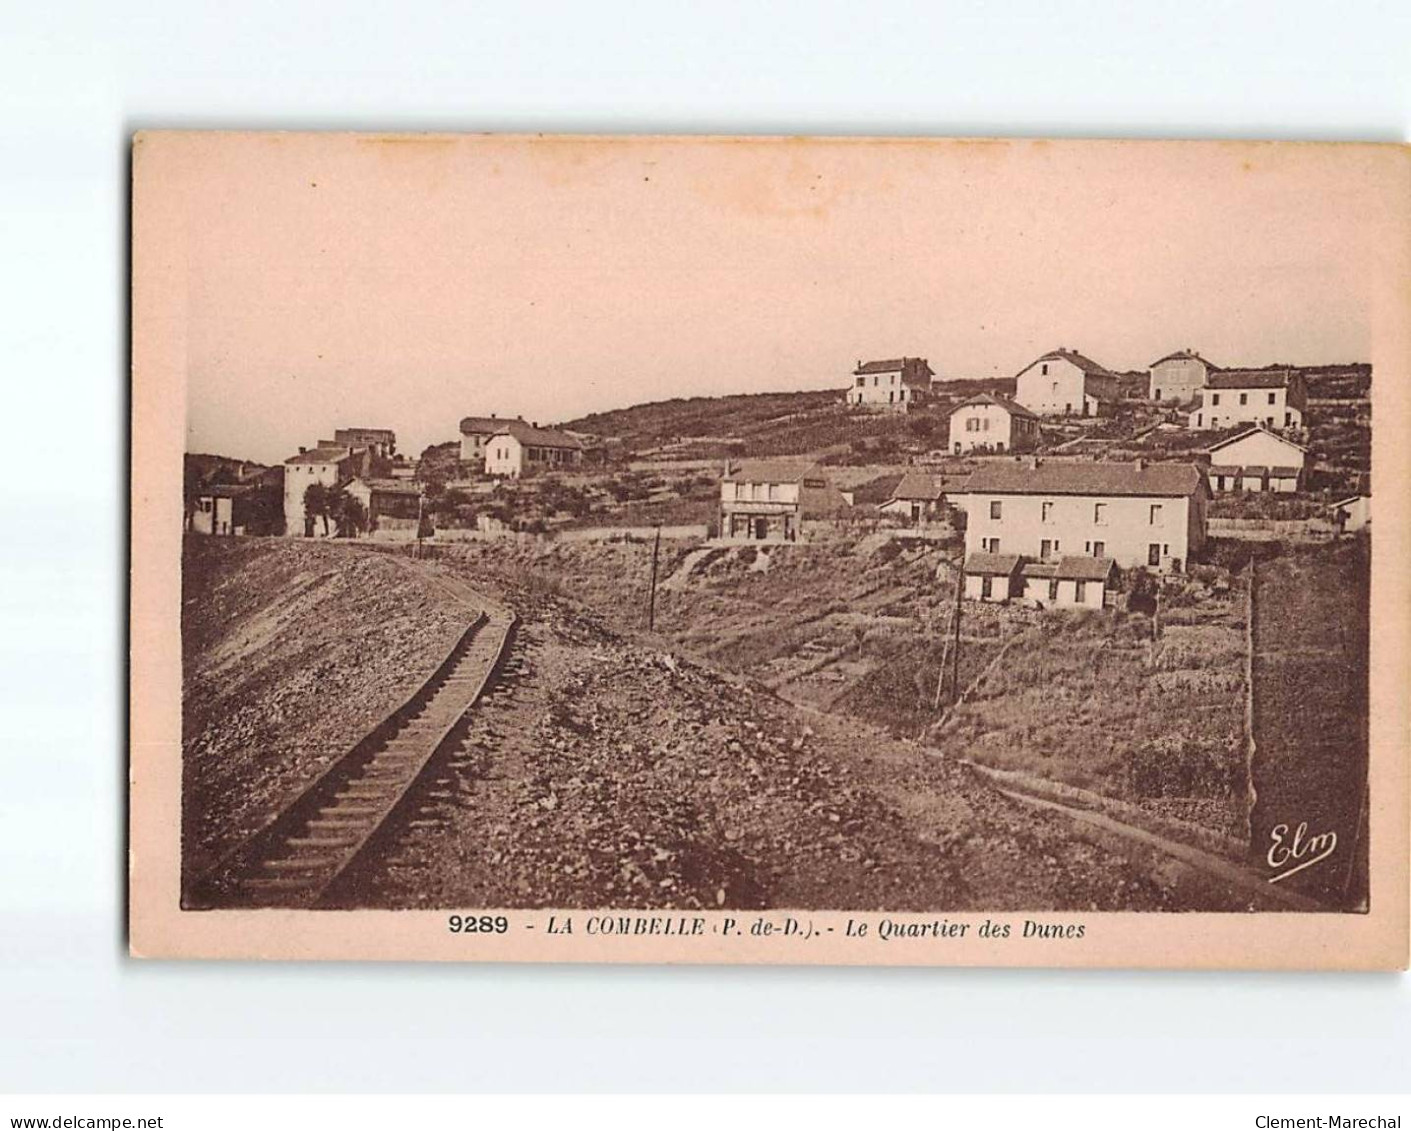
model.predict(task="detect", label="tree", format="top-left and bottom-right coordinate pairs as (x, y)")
top-left (304, 482), bottom-right (335, 537)
top-left (331, 493), bottom-right (368, 538)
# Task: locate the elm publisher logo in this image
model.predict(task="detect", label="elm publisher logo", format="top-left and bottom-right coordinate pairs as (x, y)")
top-left (1267, 821), bottom-right (1337, 884)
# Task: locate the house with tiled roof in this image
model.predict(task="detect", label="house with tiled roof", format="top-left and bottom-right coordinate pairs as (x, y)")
top-left (1187, 369), bottom-right (1308, 431)
top-left (718, 461), bottom-right (850, 541)
top-left (458, 414), bottom-right (510, 465)
top-left (344, 477), bottom-right (425, 535)
top-left (846, 357), bottom-right (934, 411)
top-left (947, 393), bottom-right (1040, 454)
top-left (482, 419), bottom-right (586, 479)
top-left (1149, 350), bottom-right (1219, 403)
top-left (283, 443), bottom-right (374, 536)
top-left (878, 471), bottom-right (970, 524)
top-left (1203, 426), bottom-right (1307, 493)
top-left (1013, 348), bottom-right (1121, 417)
top-left (951, 457), bottom-right (1208, 575)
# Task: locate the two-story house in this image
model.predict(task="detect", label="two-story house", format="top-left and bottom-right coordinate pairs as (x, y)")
top-left (283, 443), bottom-right (373, 536)
top-left (483, 420), bottom-right (585, 478)
top-left (947, 393), bottom-right (1040, 454)
top-left (1013, 348), bottom-right (1121, 417)
top-left (459, 415), bottom-right (507, 466)
top-left (846, 357), bottom-right (934, 411)
top-left (952, 458), bottom-right (1208, 573)
top-left (1188, 369), bottom-right (1308, 431)
top-left (719, 461), bottom-right (850, 541)
top-left (1148, 350), bottom-right (1217, 403)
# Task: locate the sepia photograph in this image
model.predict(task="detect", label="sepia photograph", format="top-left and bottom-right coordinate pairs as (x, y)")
top-left (129, 132), bottom-right (1408, 965)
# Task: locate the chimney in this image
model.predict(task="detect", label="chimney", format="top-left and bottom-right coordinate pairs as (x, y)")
top-left (491, 412), bottom-right (496, 418)
top-left (298, 446), bottom-right (306, 454)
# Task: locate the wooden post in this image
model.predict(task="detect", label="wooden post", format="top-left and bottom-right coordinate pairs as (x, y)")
top-left (647, 524), bottom-right (662, 631)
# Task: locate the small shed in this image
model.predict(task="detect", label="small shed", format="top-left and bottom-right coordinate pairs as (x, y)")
top-left (1330, 494), bottom-right (1371, 533)
top-left (963, 552), bottom-right (1022, 602)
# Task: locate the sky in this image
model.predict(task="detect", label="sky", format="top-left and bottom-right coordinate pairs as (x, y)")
top-left (166, 134), bottom-right (1389, 465)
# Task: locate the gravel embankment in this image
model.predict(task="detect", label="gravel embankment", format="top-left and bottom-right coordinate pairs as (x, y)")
top-left (181, 538), bottom-right (472, 884)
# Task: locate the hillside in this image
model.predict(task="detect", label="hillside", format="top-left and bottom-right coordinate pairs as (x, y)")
top-left (562, 379), bottom-right (1018, 463)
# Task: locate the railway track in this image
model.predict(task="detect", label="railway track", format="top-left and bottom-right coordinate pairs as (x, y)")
top-left (190, 573), bottom-right (517, 909)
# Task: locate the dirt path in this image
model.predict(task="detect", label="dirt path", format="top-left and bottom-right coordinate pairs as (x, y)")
top-left (968, 768), bottom-right (1320, 912)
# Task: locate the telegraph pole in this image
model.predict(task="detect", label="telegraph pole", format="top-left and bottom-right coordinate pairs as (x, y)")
top-left (647, 523), bottom-right (662, 631)
top-left (947, 558), bottom-right (964, 702)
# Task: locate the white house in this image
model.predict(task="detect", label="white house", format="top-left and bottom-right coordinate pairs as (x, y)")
top-left (1203, 426), bottom-right (1307, 493)
top-left (1020, 556), bottom-right (1114, 609)
top-left (846, 357), bottom-right (934, 411)
top-left (458, 415), bottom-right (507, 466)
top-left (947, 394), bottom-right (1040, 455)
top-left (1188, 369), bottom-right (1308, 431)
top-left (483, 421), bottom-right (585, 478)
top-left (952, 458), bottom-right (1208, 572)
top-left (283, 444), bottom-right (371, 537)
top-left (1149, 350), bottom-right (1217, 403)
top-left (719, 461), bottom-right (850, 541)
top-left (1013, 349), bottom-right (1121, 417)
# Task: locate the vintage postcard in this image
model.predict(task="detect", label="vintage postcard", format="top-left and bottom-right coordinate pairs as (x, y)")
top-left (130, 132), bottom-right (1409, 966)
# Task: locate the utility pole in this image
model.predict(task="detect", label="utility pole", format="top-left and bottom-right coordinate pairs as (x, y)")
top-left (647, 523), bottom-right (662, 631)
top-left (415, 492), bottom-right (425, 560)
top-left (946, 558), bottom-right (964, 703)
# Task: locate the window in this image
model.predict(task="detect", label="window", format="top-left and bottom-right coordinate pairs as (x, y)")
top-left (1216, 475), bottom-right (1227, 491)
top-left (982, 417), bottom-right (990, 431)
top-left (982, 537), bottom-right (1001, 552)
top-left (1075, 580), bottom-right (1087, 602)
top-left (1048, 579), bottom-right (1059, 601)
top-left (768, 484), bottom-right (779, 501)
top-left (1041, 501), bottom-right (1053, 523)
top-left (1094, 502), bottom-right (1107, 525)
top-left (1149, 504), bottom-right (1162, 525)
top-left (1154, 389), bottom-right (1162, 400)
top-left (1239, 393), bottom-right (1248, 405)
top-left (1041, 363), bottom-right (1049, 376)
top-left (1284, 412), bottom-right (1292, 427)
top-left (981, 575), bottom-right (993, 599)
top-left (1148, 543), bottom-right (1161, 566)
top-left (1265, 416), bottom-right (1273, 427)
top-left (990, 501), bottom-right (1002, 520)
top-left (1040, 539), bottom-right (1052, 559)
top-left (1268, 392), bottom-right (1276, 405)
top-left (1092, 540), bottom-right (1105, 557)
top-left (1196, 414), bottom-right (1203, 427)
top-left (1212, 393), bottom-right (1221, 406)
top-left (855, 376), bottom-right (865, 387)
top-left (872, 375), bottom-right (878, 386)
